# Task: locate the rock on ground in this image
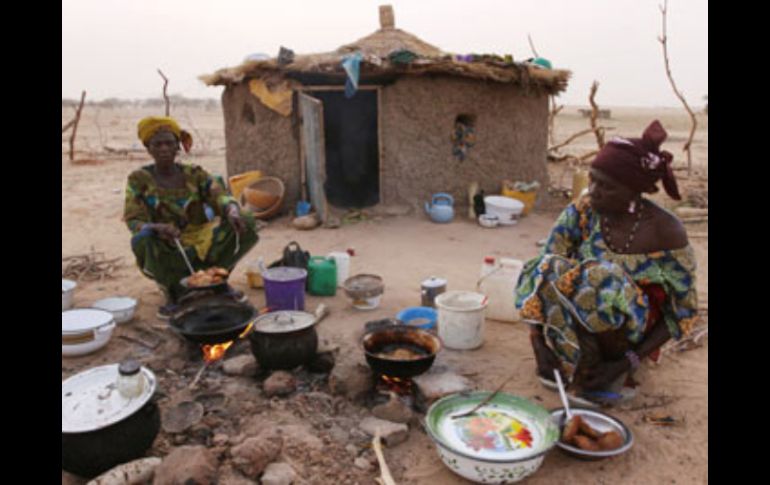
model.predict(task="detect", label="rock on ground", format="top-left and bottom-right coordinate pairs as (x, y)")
top-left (359, 416), bottom-right (409, 446)
top-left (354, 457), bottom-right (371, 471)
top-left (371, 393), bottom-right (414, 423)
top-left (328, 362), bottom-right (373, 401)
top-left (230, 429), bottom-right (283, 478)
top-left (222, 354), bottom-right (258, 377)
top-left (413, 371), bottom-right (472, 408)
top-left (263, 371), bottom-right (296, 397)
top-left (153, 445), bottom-right (218, 485)
top-left (261, 462), bottom-right (297, 485)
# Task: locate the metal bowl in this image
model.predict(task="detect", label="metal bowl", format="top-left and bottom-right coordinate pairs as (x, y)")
top-left (549, 407), bottom-right (633, 460)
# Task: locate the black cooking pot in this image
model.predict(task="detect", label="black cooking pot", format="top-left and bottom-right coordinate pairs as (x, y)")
top-left (248, 311), bottom-right (318, 370)
top-left (62, 397), bottom-right (160, 478)
top-left (362, 324), bottom-right (441, 378)
top-left (170, 300), bottom-right (257, 345)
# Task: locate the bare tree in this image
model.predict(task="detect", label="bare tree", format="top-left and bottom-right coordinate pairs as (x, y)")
top-left (157, 69), bottom-right (171, 116)
top-left (588, 81), bottom-right (605, 149)
top-left (659, 0), bottom-right (697, 176)
top-left (68, 91), bottom-right (87, 161)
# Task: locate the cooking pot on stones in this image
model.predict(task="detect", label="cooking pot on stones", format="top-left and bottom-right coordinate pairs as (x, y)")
top-left (362, 324), bottom-right (442, 378)
top-left (248, 311), bottom-right (318, 370)
top-left (62, 364), bottom-right (160, 478)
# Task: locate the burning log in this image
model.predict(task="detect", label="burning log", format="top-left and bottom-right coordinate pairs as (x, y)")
top-left (189, 320), bottom-right (256, 389)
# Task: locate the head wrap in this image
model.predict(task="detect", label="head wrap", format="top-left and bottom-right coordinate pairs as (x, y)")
top-left (591, 120), bottom-right (680, 200)
top-left (137, 116), bottom-right (193, 153)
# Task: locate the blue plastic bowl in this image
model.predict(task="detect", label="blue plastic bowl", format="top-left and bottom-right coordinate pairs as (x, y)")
top-left (396, 306), bottom-right (438, 330)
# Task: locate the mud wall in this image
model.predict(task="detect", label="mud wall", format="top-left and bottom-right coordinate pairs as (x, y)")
top-left (379, 76), bottom-right (549, 208)
top-left (222, 76), bottom-right (549, 211)
top-left (221, 84), bottom-right (301, 204)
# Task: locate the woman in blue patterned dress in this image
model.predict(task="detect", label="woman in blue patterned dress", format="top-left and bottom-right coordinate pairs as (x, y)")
top-left (515, 120), bottom-right (699, 404)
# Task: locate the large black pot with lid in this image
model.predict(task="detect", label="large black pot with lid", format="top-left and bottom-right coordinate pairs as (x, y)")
top-left (62, 361), bottom-right (160, 478)
top-left (248, 311), bottom-right (318, 370)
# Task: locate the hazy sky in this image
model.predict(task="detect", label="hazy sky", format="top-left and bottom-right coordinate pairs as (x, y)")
top-left (62, 0), bottom-right (707, 107)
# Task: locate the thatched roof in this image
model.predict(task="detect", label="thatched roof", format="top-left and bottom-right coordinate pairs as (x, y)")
top-left (201, 7), bottom-right (570, 95)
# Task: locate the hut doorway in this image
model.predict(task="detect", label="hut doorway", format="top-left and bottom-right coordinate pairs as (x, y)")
top-left (302, 87), bottom-right (380, 209)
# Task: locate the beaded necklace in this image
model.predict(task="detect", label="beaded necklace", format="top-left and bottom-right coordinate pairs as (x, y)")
top-left (602, 200), bottom-right (645, 253)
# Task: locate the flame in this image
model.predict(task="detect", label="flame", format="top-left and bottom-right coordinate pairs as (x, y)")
top-left (202, 341), bottom-right (234, 363)
top-left (379, 374), bottom-right (414, 395)
top-left (238, 322), bottom-right (254, 338)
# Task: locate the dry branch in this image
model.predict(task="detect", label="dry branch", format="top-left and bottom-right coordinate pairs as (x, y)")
top-left (69, 91), bottom-right (87, 161)
top-left (158, 69), bottom-right (170, 116)
top-left (659, 0), bottom-right (697, 176)
top-left (589, 82), bottom-right (605, 149)
top-left (62, 248), bottom-right (123, 281)
top-left (527, 34), bottom-right (540, 58)
top-left (62, 119), bottom-right (75, 133)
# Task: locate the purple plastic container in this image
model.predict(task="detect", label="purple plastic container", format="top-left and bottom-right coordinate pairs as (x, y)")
top-left (262, 267), bottom-right (307, 311)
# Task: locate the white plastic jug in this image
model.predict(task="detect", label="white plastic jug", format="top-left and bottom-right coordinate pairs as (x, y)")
top-left (327, 251), bottom-right (351, 288)
top-left (477, 257), bottom-right (524, 323)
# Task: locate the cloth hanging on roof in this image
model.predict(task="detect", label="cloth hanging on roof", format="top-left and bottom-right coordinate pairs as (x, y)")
top-left (341, 52), bottom-right (363, 98)
top-left (248, 78), bottom-right (294, 116)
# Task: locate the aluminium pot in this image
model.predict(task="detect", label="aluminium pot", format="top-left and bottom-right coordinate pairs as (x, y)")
top-left (248, 311), bottom-right (318, 370)
top-left (62, 365), bottom-right (160, 478)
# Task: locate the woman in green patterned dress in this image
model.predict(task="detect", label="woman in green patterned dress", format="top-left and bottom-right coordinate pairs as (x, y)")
top-left (124, 117), bottom-right (259, 319)
top-left (515, 120), bottom-right (699, 404)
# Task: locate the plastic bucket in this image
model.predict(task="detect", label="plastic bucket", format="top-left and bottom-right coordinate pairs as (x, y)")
top-left (262, 267), bottom-right (307, 311)
top-left (435, 291), bottom-right (488, 350)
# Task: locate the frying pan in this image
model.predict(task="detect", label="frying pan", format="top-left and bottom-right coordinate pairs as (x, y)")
top-left (361, 324), bottom-right (442, 378)
top-left (169, 300), bottom-right (257, 345)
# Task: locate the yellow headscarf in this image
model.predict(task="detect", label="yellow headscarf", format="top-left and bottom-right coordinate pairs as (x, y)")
top-left (137, 116), bottom-right (193, 153)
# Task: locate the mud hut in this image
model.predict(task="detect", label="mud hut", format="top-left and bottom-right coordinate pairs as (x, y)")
top-left (202, 5), bottom-right (570, 221)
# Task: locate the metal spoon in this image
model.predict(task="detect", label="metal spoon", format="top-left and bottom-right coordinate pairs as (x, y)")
top-left (174, 238), bottom-right (196, 276)
top-left (554, 368), bottom-right (573, 425)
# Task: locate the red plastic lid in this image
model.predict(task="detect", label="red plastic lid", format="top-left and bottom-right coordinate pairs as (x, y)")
top-left (484, 256), bottom-right (496, 265)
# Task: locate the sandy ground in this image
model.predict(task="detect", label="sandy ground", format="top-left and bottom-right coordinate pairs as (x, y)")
top-left (62, 105), bottom-right (707, 484)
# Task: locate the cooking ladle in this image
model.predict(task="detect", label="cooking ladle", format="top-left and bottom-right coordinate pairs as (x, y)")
top-left (174, 238), bottom-right (196, 276)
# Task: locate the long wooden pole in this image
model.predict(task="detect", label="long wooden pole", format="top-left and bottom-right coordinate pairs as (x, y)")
top-left (69, 91), bottom-right (86, 161)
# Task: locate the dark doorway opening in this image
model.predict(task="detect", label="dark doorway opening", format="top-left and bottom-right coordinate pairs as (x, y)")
top-left (309, 90), bottom-right (379, 208)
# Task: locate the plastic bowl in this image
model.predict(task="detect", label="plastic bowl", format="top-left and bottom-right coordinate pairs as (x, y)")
top-left (62, 279), bottom-right (77, 311)
top-left (92, 297), bottom-right (138, 324)
top-left (485, 196), bottom-right (525, 226)
top-left (549, 408), bottom-right (634, 460)
top-left (396, 306), bottom-right (438, 330)
top-left (478, 214), bottom-right (500, 228)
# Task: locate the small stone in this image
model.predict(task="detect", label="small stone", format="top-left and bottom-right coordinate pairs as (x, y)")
top-left (329, 425), bottom-right (349, 443)
top-left (329, 362), bottom-right (373, 401)
top-left (371, 394), bottom-right (414, 424)
top-left (359, 417), bottom-right (409, 447)
top-left (213, 433), bottom-right (230, 446)
top-left (354, 457), bottom-right (371, 471)
top-left (223, 354), bottom-right (258, 377)
top-left (154, 445), bottom-right (218, 485)
top-left (261, 462), bottom-right (297, 485)
top-left (413, 371), bottom-right (472, 407)
top-left (263, 371), bottom-right (296, 397)
top-left (345, 444), bottom-right (359, 457)
top-left (162, 401), bottom-right (205, 434)
top-left (230, 431), bottom-right (283, 478)
top-left (306, 352), bottom-right (335, 373)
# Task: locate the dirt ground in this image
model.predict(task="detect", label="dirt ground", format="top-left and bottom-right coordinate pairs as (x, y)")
top-left (62, 104), bottom-right (708, 484)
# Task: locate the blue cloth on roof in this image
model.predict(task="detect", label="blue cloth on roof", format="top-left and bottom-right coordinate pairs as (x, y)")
top-left (342, 52), bottom-right (363, 98)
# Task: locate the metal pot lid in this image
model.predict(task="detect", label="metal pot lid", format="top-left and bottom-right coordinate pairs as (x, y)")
top-left (261, 267), bottom-right (307, 282)
top-left (62, 364), bottom-right (157, 433)
top-left (62, 309), bottom-right (115, 335)
top-left (253, 311), bottom-right (316, 334)
top-left (421, 276), bottom-right (447, 288)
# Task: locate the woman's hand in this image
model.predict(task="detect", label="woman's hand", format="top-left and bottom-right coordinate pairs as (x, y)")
top-left (226, 204), bottom-right (246, 234)
top-left (147, 223), bottom-right (180, 242)
top-left (580, 359), bottom-right (629, 391)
